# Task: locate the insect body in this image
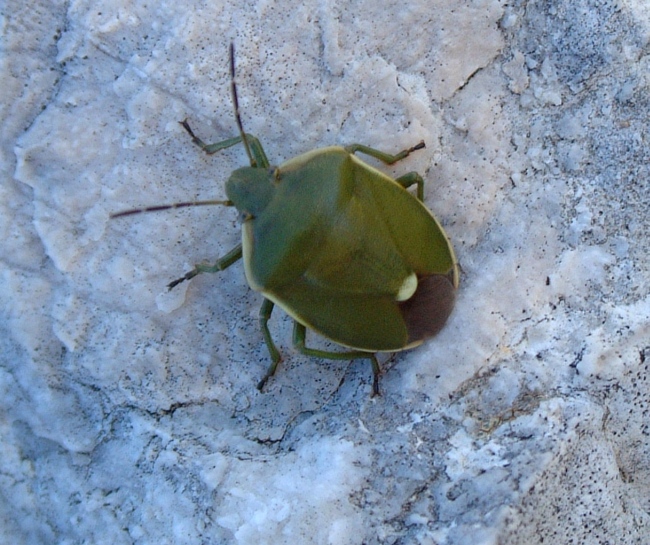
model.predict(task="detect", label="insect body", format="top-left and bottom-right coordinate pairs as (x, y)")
top-left (113, 44), bottom-right (459, 395)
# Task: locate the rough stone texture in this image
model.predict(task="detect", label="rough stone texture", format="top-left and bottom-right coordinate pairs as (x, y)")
top-left (1, 0), bottom-right (648, 543)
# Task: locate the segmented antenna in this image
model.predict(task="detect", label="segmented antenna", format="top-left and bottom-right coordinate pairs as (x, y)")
top-left (230, 43), bottom-right (255, 167)
top-left (111, 44), bottom-right (254, 220)
top-left (110, 200), bottom-right (232, 219)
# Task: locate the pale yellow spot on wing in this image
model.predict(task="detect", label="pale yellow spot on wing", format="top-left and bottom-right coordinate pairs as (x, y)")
top-left (396, 272), bottom-right (417, 302)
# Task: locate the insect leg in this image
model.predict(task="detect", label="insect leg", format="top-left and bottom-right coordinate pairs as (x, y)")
top-left (292, 322), bottom-right (381, 396)
top-left (179, 120), bottom-right (271, 168)
top-left (344, 141), bottom-right (425, 165)
top-left (256, 298), bottom-right (282, 391)
top-left (167, 244), bottom-right (243, 290)
top-left (345, 141), bottom-right (426, 201)
top-left (394, 171), bottom-right (425, 201)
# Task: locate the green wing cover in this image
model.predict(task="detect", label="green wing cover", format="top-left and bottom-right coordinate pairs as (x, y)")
top-left (245, 149), bottom-right (456, 350)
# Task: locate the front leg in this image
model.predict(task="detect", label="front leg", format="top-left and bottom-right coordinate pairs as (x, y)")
top-left (179, 120), bottom-right (271, 168)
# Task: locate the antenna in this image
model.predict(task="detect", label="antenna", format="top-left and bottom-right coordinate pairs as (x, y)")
top-left (110, 200), bottom-right (232, 219)
top-left (111, 44), bottom-right (253, 219)
top-left (229, 43), bottom-right (255, 167)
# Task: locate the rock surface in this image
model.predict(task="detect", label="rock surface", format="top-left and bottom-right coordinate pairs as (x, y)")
top-left (1, 1), bottom-right (648, 543)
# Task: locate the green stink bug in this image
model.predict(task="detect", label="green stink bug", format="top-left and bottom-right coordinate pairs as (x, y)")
top-left (113, 44), bottom-right (459, 395)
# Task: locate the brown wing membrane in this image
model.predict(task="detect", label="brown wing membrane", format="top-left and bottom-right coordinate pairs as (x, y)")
top-left (398, 273), bottom-right (457, 345)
